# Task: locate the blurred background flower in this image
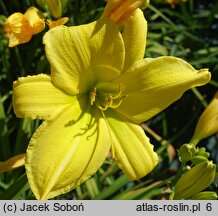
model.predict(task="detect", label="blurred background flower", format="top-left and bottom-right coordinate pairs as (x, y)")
top-left (191, 91), bottom-right (218, 145)
top-left (3, 7), bottom-right (45, 47)
top-left (36, 0), bottom-right (72, 18)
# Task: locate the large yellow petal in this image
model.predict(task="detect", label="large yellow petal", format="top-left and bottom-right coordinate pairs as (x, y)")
top-left (26, 99), bottom-right (111, 200)
top-left (112, 57), bottom-right (211, 123)
top-left (13, 74), bottom-right (75, 120)
top-left (105, 109), bottom-right (158, 180)
top-left (43, 19), bottom-right (125, 95)
top-left (122, 9), bottom-right (147, 71)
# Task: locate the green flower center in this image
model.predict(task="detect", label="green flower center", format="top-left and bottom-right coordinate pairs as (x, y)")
top-left (89, 84), bottom-right (126, 111)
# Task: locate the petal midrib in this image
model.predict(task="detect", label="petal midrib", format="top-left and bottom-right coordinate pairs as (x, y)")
top-left (40, 105), bottom-right (99, 199)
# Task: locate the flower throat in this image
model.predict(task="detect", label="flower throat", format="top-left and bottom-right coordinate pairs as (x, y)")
top-left (89, 84), bottom-right (126, 111)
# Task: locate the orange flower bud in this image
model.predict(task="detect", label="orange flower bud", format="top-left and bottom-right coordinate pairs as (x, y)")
top-left (165, 0), bottom-right (188, 9)
top-left (102, 0), bottom-right (145, 25)
top-left (0, 154), bottom-right (25, 173)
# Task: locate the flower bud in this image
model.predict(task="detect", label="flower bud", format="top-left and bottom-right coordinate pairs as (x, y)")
top-left (191, 91), bottom-right (218, 145)
top-left (42, 0), bottom-right (71, 18)
top-left (36, 0), bottom-right (47, 9)
top-left (191, 156), bottom-right (208, 165)
top-left (37, 0), bottom-right (71, 18)
top-left (166, 0), bottom-right (188, 9)
top-left (174, 161), bottom-right (216, 199)
top-left (47, 0), bottom-right (62, 18)
top-left (178, 143), bottom-right (196, 163)
top-left (144, 0), bottom-right (150, 8)
top-left (0, 154), bottom-right (25, 173)
top-left (189, 191), bottom-right (218, 200)
top-left (102, 0), bottom-right (145, 25)
top-left (47, 17), bottom-right (69, 29)
top-left (196, 147), bottom-right (210, 158)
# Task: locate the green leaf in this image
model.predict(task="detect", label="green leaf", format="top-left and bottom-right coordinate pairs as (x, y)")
top-left (115, 181), bottom-right (163, 200)
top-left (0, 93), bottom-right (10, 160)
top-left (0, 174), bottom-right (29, 200)
top-left (85, 177), bottom-right (100, 199)
top-left (94, 175), bottom-right (129, 200)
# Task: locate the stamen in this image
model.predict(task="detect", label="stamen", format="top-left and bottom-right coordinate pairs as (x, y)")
top-left (90, 87), bottom-right (97, 105)
top-left (111, 95), bottom-right (128, 108)
top-left (112, 84), bottom-right (123, 99)
top-left (89, 84), bottom-right (126, 111)
top-left (96, 102), bottom-right (108, 111)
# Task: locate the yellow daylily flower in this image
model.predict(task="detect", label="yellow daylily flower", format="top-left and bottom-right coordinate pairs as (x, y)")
top-left (13, 7), bottom-right (210, 199)
top-left (47, 17), bottom-right (69, 29)
top-left (0, 154), bottom-right (25, 173)
top-left (3, 7), bottom-right (45, 47)
top-left (190, 91), bottom-right (218, 145)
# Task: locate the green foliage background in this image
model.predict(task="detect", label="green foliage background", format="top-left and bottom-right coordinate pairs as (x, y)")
top-left (0, 0), bottom-right (217, 199)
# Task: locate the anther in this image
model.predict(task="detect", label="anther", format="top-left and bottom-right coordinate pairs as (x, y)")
top-left (90, 88), bottom-right (97, 105)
